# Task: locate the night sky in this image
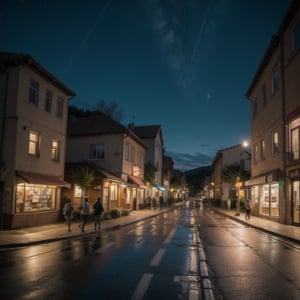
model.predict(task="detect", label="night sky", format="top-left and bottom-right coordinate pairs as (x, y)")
top-left (0, 0), bottom-right (291, 170)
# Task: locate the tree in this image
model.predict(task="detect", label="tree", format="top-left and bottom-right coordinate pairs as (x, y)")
top-left (222, 163), bottom-right (250, 187)
top-left (144, 162), bottom-right (156, 185)
top-left (71, 166), bottom-right (94, 206)
top-left (95, 100), bottom-right (124, 121)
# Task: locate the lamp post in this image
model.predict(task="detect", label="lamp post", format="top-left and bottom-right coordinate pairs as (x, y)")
top-left (235, 176), bottom-right (240, 216)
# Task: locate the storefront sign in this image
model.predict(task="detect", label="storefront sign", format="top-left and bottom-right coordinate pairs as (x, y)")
top-left (245, 176), bottom-right (266, 186)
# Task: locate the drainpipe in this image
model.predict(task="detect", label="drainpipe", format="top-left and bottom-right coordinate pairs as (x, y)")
top-left (0, 66), bottom-right (9, 228)
top-left (279, 30), bottom-right (288, 224)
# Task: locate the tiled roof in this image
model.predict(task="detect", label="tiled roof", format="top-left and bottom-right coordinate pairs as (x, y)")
top-left (0, 51), bottom-right (75, 97)
top-left (131, 125), bottom-right (161, 138)
top-left (68, 114), bottom-right (147, 148)
top-left (68, 114), bottom-right (126, 136)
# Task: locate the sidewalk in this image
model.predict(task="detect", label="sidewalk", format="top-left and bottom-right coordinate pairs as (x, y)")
top-left (0, 208), bottom-right (171, 249)
top-left (1, 205), bottom-right (300, 249)
top-left (212, 207), bottom-right (300, 244)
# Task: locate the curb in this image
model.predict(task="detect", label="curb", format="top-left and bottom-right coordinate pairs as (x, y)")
top-left (0, 207), bottom-right (178, 249)
top-left (212, 208), bottom-right (300, 245)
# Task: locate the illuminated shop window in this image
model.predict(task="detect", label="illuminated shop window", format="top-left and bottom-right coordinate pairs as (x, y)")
top-left (74, 185), bottom-right (88, 198)
top-left (16, 184), bottom-right (55, 213)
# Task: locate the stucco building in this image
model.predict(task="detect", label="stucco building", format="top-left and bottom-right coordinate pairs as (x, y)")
top-left (0, 52), bottom-right (75, 228)
top-left (245, 0), bottom-right (300, 224)
top-left (211, 144), bottom-right (251, 208)
top-left (66, 114), bottom-right (147, 211)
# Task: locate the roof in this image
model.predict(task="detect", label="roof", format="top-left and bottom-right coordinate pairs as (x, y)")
top-left (68, 114), bottom-right (147, 148)
top-left (246, 0), bottom-right (300, 98)
top-left (0, 51), bottom-right (76, 97)
top-left (65, 162), bottom-right (121, 182)
top-left (130, 124), bottom-right (164, 146)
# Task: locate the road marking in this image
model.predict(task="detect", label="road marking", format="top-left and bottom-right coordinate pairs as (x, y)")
top-left (94, 242), bottom-right (115, 253)
top-left (174, 275), bottom-right (198, 282)
top-left (163, 227), bottom-right (177, 244)
top-left (131, 273), bottom-right (153, 300)
top-left (190, 249), bottom-right (197, 273)
top-left (150, 248), bottom-right (166, 266)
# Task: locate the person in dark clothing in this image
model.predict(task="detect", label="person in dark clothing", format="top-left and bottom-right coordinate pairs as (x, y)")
top-left (245, 200), bottom-right (251, 220)
top-left (93, 197), bottom-right (104, 231)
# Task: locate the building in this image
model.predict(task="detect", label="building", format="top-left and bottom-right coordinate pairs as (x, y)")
top-left (162, 155), bottom-right (174, 192)
top-left (66, 114), bottom-right (147, 211)
top-left (245, 0), bottom-right (300, 224)
top-left (0, 51), bottom-right (75, 229)
top-left (211, 144), bottom-right (251, 208)
top-left (129, 124), bottom-right (166, 198)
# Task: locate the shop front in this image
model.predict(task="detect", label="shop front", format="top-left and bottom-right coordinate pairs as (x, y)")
top-left (246, 171), bottom-right (280, 220)
top-left (12, 170), bottom-right (70, 228)
top-left (290, 169), bottom-right (300, 225)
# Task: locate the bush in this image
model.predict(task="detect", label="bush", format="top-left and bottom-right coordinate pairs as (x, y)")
top-left (120, 209), bottom-right (130, 216)
top-left (109, 209), bottom-right (121, 219)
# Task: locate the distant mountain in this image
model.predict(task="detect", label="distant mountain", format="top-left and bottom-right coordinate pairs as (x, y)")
top-left (184, 165), bottom-right (211, 196)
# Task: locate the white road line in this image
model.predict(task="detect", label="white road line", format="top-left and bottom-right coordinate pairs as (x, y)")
top-left (190, 249), bottom-right (197, 273)
top-left (94, 242), bottom-right (115, 254)
top-left (163, 227), bottom-right (177, 244)
top-left (150, 248), bottom-right (166, 267)
top-left (131, 273), bottom-right (153, 300)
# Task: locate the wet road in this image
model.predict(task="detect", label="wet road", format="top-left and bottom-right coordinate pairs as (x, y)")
top-left (195, 205), bottom-right (300, 300)
top-left (0, 203), bottom-right (201, 300)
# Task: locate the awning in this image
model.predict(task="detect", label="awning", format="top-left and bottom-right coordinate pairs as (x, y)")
top-left (156, 185), bottom-right (167, 191)
top-left (16, 171), bottom-right (71, 187)
top-left (128, 175), bottom-right (147, 188)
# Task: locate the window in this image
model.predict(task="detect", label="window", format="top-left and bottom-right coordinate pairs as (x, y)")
top-left (272, 67), bottom-right (279, 94)
top-left (28, 131), bottom-right (40, 157)
top-left (292, 127), bottom-right (300, 160)
top-left (74, 185), bottom-right (88, 198)
top-left (272, 131), bottom-right (279, 154)
top-left (139, 152), bottom-right (144, 168)
top-left (29, 79), bottom-right (39, 105)
top-left (260, 139), bottom-right (265, 160)
top-left (51, 139), bottom-right (60, 161)
top-left (110, 184), bottom-right (117, 201)
top-left (45, 90), bottom-right (52, 113)
top-left (16, 184), bottom-right (55, 212)
top-left (293, 19), bottom-right (300, 52)
top-left (131, 145), bottom-right (135, 163)
top-left (56, 96), bottom-right (64, 118)
top-left (262, 84), bottom-right (267, 107)
top-left (125, 142), bottom-right (129, 161)
top-left (254, 143), bottom-right (258, 164)
top-left (89, 143), bottom-right (105, 160)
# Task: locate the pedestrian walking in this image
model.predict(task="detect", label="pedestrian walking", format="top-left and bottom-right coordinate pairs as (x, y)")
top-left (93, 197), bottom-right (104, 231)
top-left (63, 199), bottom-right (73, 232)
top-left (245, 200), bottom-right (251, 220)
top-left (79, 198), bottom-right (89, 232)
